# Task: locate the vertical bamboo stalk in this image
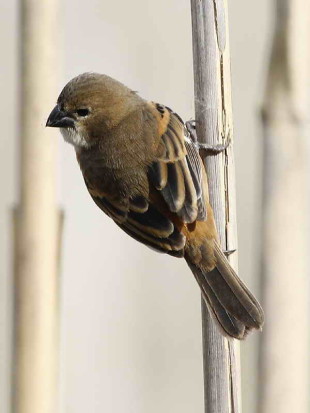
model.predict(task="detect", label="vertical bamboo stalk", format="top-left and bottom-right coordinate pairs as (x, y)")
top-left (259, 1), bottom-right (310, 412)
top-left (191, 1), bottom-right (241, 412)
top-left (13, 0), bottom-right (60, 412)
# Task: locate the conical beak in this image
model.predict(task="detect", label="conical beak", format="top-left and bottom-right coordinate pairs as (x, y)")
top-left (46, 105), bottom-right (75, 128)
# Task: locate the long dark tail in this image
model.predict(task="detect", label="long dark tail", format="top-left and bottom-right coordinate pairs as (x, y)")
top-left (186, 243), bottom-right (264, 339)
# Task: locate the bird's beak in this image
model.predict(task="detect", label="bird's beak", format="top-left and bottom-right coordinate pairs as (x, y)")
top-left (46, 105), bottom-right (75, 128)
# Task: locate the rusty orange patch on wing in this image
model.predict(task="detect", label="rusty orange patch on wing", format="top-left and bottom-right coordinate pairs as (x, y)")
top-left (147, 101), bottom-right (170, 136)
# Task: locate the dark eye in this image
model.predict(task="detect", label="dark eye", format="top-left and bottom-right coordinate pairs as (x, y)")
top-left (76, 108), bottom-right (90, 117)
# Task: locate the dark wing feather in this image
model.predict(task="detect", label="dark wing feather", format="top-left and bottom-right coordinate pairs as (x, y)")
top-left (184, 137), bottom-right (207, 220)
top-left (85, 180), bottom-right (128, 223)
top-left (149, 104), bottom-right (207, 223)
top-left (127, 205), bottom-right (174, 238)
top-left (85, 177), bottom-right (186, 256)
top-left (149, 162), bottom-right (168, 190)
top-left (161, 162), bottom-right (185, 212)
top-left (118, 221), bottom-right (185, 257)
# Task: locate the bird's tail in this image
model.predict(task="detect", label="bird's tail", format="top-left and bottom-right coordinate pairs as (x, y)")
top-left (186, 242), bottom-right (264, 339)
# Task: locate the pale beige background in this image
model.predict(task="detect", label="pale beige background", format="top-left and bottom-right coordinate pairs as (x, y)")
top-left (0, 1), bottom-right (270, 412)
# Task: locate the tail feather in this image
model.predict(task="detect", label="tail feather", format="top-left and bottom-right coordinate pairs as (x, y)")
top-left (186, 243), bottom-right (264, 340)
top-left (190, 262), bottom-right (246, 338)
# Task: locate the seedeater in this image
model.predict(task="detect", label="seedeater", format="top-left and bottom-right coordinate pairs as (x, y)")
top-left (46, 73), bottom-right (264, 339)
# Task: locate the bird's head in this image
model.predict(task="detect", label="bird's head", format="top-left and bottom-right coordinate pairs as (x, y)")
top-left (46, 72), bottom-right (142, 148)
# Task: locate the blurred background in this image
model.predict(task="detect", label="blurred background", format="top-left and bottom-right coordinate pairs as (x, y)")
top-left (1, 1), bottom-right (308, 412)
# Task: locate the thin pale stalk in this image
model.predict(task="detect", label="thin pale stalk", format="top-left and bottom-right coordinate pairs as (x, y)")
top-left (190, 1), bottom-right (241, 412)
top-left (13, 0), bottom-right (62, 412)
top-left (258, 1), bottom-right (310, 412)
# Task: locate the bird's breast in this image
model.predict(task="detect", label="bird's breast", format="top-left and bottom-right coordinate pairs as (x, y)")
top-left (78, 151), bottom-right (150, 200)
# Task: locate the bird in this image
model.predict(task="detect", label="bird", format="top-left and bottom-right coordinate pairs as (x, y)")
top-left (46, 72), bottom-right (264, 339)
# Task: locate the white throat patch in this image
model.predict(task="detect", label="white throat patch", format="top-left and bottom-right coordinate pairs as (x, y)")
top-left (60, 127), bottom-right (89, 148)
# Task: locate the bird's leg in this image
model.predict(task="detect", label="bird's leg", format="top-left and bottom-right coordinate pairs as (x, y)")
top-left (185, 119), bottom-right (231, 155)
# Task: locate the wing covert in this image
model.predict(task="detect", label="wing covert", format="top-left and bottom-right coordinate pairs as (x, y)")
top-left (148, 103), bottom-right (208, 223)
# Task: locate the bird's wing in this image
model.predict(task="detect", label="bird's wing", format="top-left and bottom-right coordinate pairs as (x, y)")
top-left (147, 102), bottom-right (207, 223)
top-left (84, 103), bottom-right (208, 257)
top-left (85, 180), bottom-right (186, 257)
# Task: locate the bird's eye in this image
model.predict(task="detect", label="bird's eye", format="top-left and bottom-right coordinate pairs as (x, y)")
top-left (76, 108), bottom-right (90, 117)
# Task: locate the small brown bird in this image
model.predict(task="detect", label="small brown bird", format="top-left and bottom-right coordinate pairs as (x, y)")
top-left (46, 73), bottom-right (264, 339)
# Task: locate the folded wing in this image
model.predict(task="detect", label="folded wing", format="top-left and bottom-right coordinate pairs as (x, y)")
top-left (84, 102), bottom-right (208, 257)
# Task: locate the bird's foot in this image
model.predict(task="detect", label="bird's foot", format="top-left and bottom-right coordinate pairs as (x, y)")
top-left (197, 140), bottom-right (231, 155)
top-left (223, 249), bottom-right (236, 257)
top-left (185, 120), bottom-right (231, 155)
